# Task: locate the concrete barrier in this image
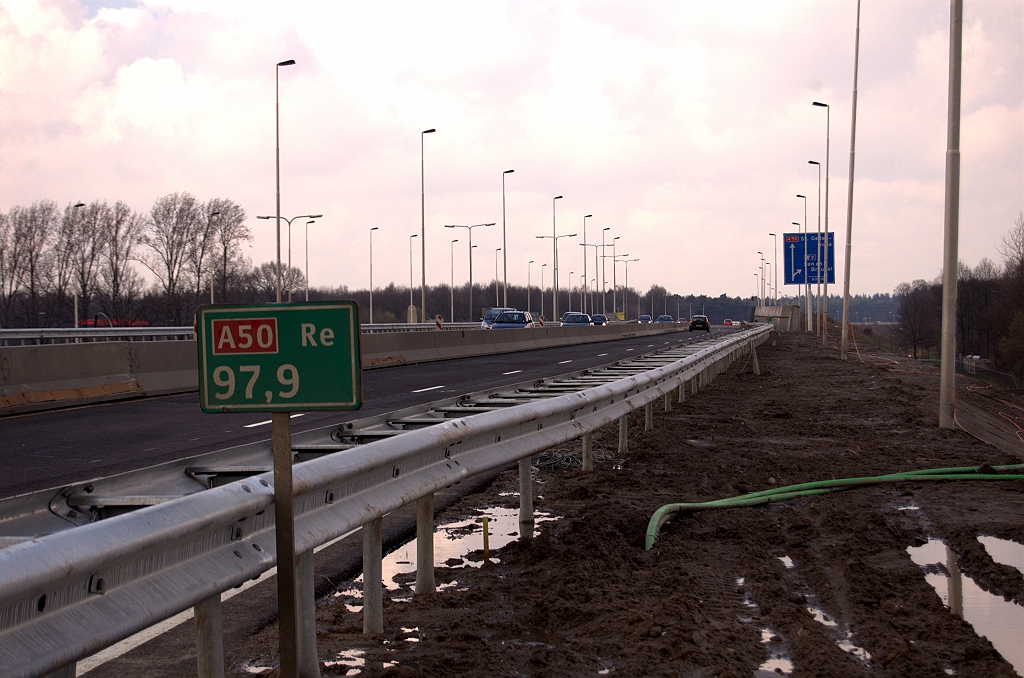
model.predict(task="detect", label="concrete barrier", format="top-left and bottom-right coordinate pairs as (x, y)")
top-left (1, 324), bottom-right (683, 415)
top-left (1, 341), bottom-right (198, 415)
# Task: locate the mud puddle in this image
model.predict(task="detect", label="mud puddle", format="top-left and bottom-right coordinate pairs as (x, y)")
top-left (908, 538), bottom-right (1024, 674)
top-left (331, 507), bottom-right (558, 610)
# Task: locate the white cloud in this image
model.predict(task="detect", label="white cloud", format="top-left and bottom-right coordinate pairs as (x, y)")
top-left (0, 0), bottom-right (1020, 300)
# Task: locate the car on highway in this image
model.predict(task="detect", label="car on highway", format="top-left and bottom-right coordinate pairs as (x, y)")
top-left (723, 319), bottom-right (733, 326)
top-left (638, 314), bottom-right (652, 324)
top-left (689, 315), bottom-right (711, 332)
top-left (560, 313), bottom-right (593, 326)
top-left (656, 315), bottom-right (674, 323)
top-left (591, 313), bottom-right (609, 326)
top-left (481, 307), bottom-right (515, 328)
top-left (489, 310), bottom-right (536, 329)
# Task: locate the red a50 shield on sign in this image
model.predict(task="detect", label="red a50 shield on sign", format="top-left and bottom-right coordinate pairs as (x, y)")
top-left (211, 318), bottom-right (278, 354)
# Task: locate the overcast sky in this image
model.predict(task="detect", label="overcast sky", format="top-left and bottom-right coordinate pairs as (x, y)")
top-left (2, 0), bottom-right (1021, 298)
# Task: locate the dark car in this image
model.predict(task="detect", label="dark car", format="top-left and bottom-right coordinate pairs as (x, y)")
top-left (561, 313), bottom-right (593, 326)
top-left (489, 310), bottom-right (535, 329)
top-left (638, 314), bottom-right (652, 324)
top-left (481, 307), bottom-right (515, 328)
top-left (487, 311), bottom-right (536, 329)
top-left (591, 313), bottom-right (609, 326)
top-left (657, 315), bottom-right (674, 323)
top-left (689, 315), bottom-right (711, 332)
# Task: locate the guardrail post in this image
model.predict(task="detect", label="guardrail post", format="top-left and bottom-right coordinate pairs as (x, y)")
top-left (663, 391), bottom-right (672, 412)
top-left (296, 549), bottom-right (321, 678)
top-left (195, 594), bottom-right (224, 678)
top-left (678, 382), bottom-right (685, 404)
top-left (415, 494), bottom-right (435, 594)
top-left (363, 518), bottom-right (384, 635)
top-left (644, 402), bottom-right (653, 431)
top-left (582, 433), bottom-right (593, 471)
top-left (750, 340), bottom-right (760, 376)
top-left (518, 458), bottom-right (534, 537)
top-left (618, 416), bottom-right (628, 455)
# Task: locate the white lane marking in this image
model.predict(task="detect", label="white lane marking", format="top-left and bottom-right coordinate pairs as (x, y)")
top-left (412, 385), bottom-right (445, 393)
top-left (558, 360), bottom-right (572, 364)
top-left (76, 529), bottom-right (358, 676)
top-left (244, 413), bottom-right (304, 428)
top-left (597, 353), bottom-right (608, 357)
top-left (626, 349), bottom-right (634, 351)
top-left (502, 370), bottom-right (522, 375)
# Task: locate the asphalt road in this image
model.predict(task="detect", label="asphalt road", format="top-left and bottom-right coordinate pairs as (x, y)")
top-left (0, 328), bottom-right (731, 498)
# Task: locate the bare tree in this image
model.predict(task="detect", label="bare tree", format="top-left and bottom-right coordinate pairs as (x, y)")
top-left (185, 202), bottom-right (220, 304)
top-left (245, 261), bottom-right (305, 303)
top-left (0, 212), bottom-right (24, 327)
top-left (8, 202), bottom-right (59, 326)
top-left (895, 280), bottom-right (938, 358)
top-left (98, 202), bottom-right (146, 323)
top-left (71, 201), bottom-right (111, 323)
top-left (142, 193), bottom-right (201, 324)
top-left (208, 198), bottom-right (250, 304)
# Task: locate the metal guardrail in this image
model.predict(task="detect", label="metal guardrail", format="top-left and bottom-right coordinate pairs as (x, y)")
top-left (0, 322), bottom-right (497, 344)
top-left (0, 324), bottom-right (771, 677)
top-left (0, 327), bottom-right (196, 344)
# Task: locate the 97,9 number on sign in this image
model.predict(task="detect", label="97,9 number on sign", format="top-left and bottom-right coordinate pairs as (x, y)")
top-left (212, 364), bottom-right (299, 403)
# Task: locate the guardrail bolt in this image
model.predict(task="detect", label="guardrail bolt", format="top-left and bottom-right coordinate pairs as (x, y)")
top-left (88, 575), bottom-right (106, 594)
top-left (325, 491), bottom-right (336, 504)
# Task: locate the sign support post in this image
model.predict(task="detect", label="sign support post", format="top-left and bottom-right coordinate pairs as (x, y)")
top-left (272, 411), bottom-right (298, 678)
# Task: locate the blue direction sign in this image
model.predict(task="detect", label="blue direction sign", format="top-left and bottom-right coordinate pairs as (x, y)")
top-left (783, 232), bottom-right (834, 285)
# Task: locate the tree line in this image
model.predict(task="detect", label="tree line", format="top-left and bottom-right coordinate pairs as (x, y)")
top-left (0, 194), bottom-right (315, 327)
top-left (893, 214), bottom-right (1024, 381)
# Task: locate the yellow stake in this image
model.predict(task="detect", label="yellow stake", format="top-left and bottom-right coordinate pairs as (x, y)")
top-left (482, 516), bottom-right (490, 561)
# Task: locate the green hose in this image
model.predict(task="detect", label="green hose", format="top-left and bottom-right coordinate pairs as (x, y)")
top-left (644, 464), bottom-right (1024, 550)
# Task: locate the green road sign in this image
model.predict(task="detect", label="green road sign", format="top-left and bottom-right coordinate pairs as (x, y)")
top-left (197, 301), bottom-right (362, 412)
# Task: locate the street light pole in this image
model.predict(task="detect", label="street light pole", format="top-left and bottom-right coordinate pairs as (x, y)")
top-left (304, 219), bottom-right (315, 302)
top-left (502, 169), bottom-right (514, 307)
top-left (528, 260), bottom-right (534, 314)
top-left (568, 271), bottom-right (574, 312)
top-left (809, 160), bottom-right (822, 336)
top-left (623, 259), bottom-right (638, 320)
top-left (274, 59), bottom-right (296, 303)
top-left (582, 214), bottom-right (592, 314)
top-left (495, 248), bottom-right (502, 307)
top-left (369, 227), bottom-right (378, 322)
top-left (840, 0), bottom-right (863, 361)
top-left (813, 101), bottom-right (831, 343)
top-left (536, 233), bottom-right (576, 320)
top-left (601, 227), bottom-right (610, 314)
top-left (409, 234), bottom-right (418, 321)
top-left (612, 236), bottom-right (620, 317)
top-left (258, 212), bottom-right (323, 302)
top-left (769, 232), bottom-right (778, 306)
top-left (939, 0), bottom-right (964, 428)
top-left (541, 264), bottom-right (547, 320)
top-left (551, 196), bottom-right (563, 320)
top-left (758, 252), bottom-right (765, 305)
top-left (450, 239), bottom-right (459, 322)
top-left (796, 193), bottom-right (810, 330)
top-left (420, 128), bottom-right (436, 322)
top-left (445, 223), bottom-right (495, 321)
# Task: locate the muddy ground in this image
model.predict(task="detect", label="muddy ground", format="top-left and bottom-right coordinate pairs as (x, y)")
top-left (225, 331), bottom-right (1024, 677)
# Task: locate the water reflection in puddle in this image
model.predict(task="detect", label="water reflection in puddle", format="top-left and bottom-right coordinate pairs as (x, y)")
top-left (907, 538), bottom-right (1024, 674)
top-left (332, 507), bottom-right (557, 611)
top-left (737, 577), bottom-right (794, 676)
